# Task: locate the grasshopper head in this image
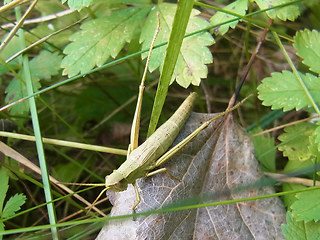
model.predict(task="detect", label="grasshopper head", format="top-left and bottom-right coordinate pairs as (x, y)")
top-left (105, 170), bottom-right (128, 192)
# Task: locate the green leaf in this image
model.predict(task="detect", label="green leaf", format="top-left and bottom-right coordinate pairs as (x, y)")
top-left (61, 6), bottom-right (150, 77)
top-left (278, 122), bottom-right (317, 162)
top-left (257, 70), bottom-right (320, 111)
top-left (282, 211), bottom-right (320, 240)
top-left (283, 157), bottom-right (315, 178)
top-left (63, 0), bottom-right (93, 10)
top-left (293, 29), bottom-right (320, 75)
top-left (5, 72), bottom-right (40, 115)
top-left (210, 0), bottom-right (248, 35)
top-left (282, 183), bottom-right (306, 208)
top-left (0, 168), bottom-right (26, 222)
top-left (140, 3), bottom-right (214, 88)
top-left (4, 50), bottom-right (62, 114)
top-left (308, 133), bottom-right (320, 162)
top-left (290, 189), bottom-right (320, 222)
top-left (0, 36), bottom-right (21, 74)
top-left (254, 0), bottom-right (300, 21)
top-left (250, 127), bottom-right (276, 172)
top-left (1, 193), bottom-right (26, 219)
top-left (29, 51), bottom-right (63, 79)
top-left (0, 169), bottom-right (9, 213)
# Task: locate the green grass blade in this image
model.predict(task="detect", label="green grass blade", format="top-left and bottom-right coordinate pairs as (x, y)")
top-left (1, 184), bottom-right (320, 236)
top-left (147, 0), bottom-right (195, 137)
top-left (0, 131), bottom-right (127, 156)
top-left (15, 6), bottom-right (59, 240)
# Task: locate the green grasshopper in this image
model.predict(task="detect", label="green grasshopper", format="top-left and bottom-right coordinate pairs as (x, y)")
top-left (85, 91), bottom-right (245, 212)
top-left (67, 15), bottom-right (247, 212)
top-left (90, 92), bottom-right (245, 211)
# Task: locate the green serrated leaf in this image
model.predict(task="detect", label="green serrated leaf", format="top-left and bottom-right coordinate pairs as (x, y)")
top-left (0, 36), bottom-right (21, 75)
top-left (0, 169), bottom-right (9, 213)
top-left (283, 156), bottom-right (315, 176)
top-left (61, 6), bottom-right (150, 77)
top-left (210, 0), bottom-right (248, 35)
top-left (282, 183), bottom-right (306, 208)
top-left (140, 3), bottom-right (214, 88)
top-left (4, 50), bottom-right (61, 114)
top-left (250, 127), bottom-right (276, 172)
top-left (257, 70), bottom-right (320, 111)
top-left (5, 73), bottom-right (40, 115)
top-left (293, 29), bottom-right (320, 75)
top-left (278, 122), bottom-right (317, 162)
top-left (290, 189), bottom-right (320, 222)
top-left (254, 0), bottom-right (300, 21)
top-left (282, 211), bottom-right (320, 240)
top-left (30, 51), bottom-right (63, 79)
top-left (64, 0), bottom-right (93, 10)
top-left (1, 193), bottom-right (26, 219)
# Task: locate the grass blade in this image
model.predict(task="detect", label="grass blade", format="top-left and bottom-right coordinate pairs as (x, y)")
top-left (15, 5), bottom-right (59, 239)
top-left (147, 0), bottom-right (195, 137)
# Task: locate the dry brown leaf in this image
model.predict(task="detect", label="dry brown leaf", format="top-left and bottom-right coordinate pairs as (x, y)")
top-left (96, 112), bottom-right (286, 240)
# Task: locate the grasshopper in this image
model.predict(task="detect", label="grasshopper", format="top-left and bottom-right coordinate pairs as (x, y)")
top-left (87, 91), bottom-right (245, 212)
top-left (66, 14), bottom-right (247, 212)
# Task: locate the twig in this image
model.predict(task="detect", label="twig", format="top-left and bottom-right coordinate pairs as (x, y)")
top-left (231, 19), bottom-right (273, 107)
top-left (265, 172), bottom-right (320, 187)
top-left (251, 116), bottom-right (317, 136)
top-left (0, 0), bottom-right (38, 52)
top-left (0, 0), bottom-right (30, 14)
top-left (1, 9), bottom-right (76, 28)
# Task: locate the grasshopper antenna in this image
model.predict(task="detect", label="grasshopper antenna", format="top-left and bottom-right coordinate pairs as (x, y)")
top-left (57, 182), bottom-right (108, 214)
top-left (57, 182), bottom-right (105, 186)
top-left (87, 187), bottom-right (109, 214)
top-left (130, 12), bottom-right (160, 151)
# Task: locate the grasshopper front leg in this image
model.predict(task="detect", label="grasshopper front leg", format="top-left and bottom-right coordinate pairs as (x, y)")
top-left (132, 168), bottom-right (180, 212)
top-left (131, 182), bottom-right (141, 211)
